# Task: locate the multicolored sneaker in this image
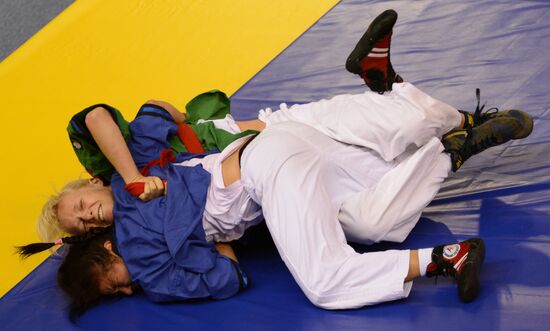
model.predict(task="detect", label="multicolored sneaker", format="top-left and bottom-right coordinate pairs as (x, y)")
top-left (426, 238), bottom-right (485, 303)
top-left (345, 9), bottom-right (403, 94)
top-left (459, 88), bottom-right (533, 139)
top-left (442, 114), bottom-right (529, 171)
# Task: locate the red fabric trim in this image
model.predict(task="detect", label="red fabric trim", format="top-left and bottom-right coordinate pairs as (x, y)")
top-left (359, 32), bottom-right (392, 76)
top-left (124, 149), bottom-right (174, 197)
top-left (178, 123), bottom-right (205, 154)
top-left (125, 179), bottom-right (167, 197)
top-left (123, 119), bottom-right (205, 198)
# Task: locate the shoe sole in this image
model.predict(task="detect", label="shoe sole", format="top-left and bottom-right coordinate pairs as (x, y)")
top-left (345, 9), bottom-right (398, 75)
top-left (502, 109), bottom-right (534, 139)
top-left (457, 238), bottom-right (485, 303)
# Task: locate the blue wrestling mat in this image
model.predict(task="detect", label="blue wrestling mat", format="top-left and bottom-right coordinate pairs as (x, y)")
top-left (2, 1), bottom-right (550, 329)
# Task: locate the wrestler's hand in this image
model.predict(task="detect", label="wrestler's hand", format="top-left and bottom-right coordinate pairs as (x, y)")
top-left (129, 175), bottom-right (167, 201)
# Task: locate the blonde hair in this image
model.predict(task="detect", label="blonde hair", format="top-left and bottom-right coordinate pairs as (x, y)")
top-left (37, 179), bottom-right (91, 242)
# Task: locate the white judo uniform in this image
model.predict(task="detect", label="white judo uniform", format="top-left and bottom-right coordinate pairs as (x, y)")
top-left (236, 82), bottom-right (462, 309)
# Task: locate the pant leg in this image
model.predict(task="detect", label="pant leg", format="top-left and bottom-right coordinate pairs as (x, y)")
top-left (241, 122), bottom-right (413, 309)
top-left (338, 137), bottom-right (451, 244)
top-left (263, 82), bottom-right (462, 161)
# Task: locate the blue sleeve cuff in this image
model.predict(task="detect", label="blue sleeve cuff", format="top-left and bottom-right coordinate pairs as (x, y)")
top-left (230, 259), bottom-right (249, 291)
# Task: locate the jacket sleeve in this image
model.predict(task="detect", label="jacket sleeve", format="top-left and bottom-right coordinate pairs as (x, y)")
top-left (142, 252), bottom-right (248, 303)
top-left (127, 103), bottom-right (179, 166)
top-left (113, 195), bottom-right (248, 303)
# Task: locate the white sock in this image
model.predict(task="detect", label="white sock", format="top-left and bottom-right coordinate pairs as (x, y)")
top-left (418, 247), bottom-right (434, 277)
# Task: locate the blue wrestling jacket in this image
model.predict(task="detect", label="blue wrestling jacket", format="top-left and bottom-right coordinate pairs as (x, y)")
top-left (112, 104), bottom-right (247, 302)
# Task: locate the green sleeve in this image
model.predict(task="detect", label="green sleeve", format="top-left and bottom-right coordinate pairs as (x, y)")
top-left (186, 90), bottom-right (258, 151)
top-left (189, 122), bottom-right (257, 152)
top-left (185, 90), bottom-right (231, 124)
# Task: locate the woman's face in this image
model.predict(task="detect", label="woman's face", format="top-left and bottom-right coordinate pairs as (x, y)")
top-left (98, 241), bottom-right (134, 296)
top-left (57, 180), bottom-right (115, 235)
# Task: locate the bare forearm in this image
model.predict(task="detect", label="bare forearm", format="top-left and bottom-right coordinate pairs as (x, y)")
top-left (405, 250), bottom-right (420, 282)
top-left (85, 100), bottom-right (184, 180)
top-left (85, 107), bottom-right (141, 183)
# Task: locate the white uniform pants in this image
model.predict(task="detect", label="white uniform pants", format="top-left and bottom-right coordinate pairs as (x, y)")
top-left (263, 82), bottom-right (460, 161)
top-left (241, 83), bottom-right (461, 309)
top-left (262, 82), bottom-right (461, 244)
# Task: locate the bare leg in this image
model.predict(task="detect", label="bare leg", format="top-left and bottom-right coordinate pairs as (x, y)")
top-left (405, 250), bottom-right (420, 282)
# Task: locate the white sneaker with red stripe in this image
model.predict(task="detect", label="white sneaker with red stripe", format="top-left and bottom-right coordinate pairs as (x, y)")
top-left (426, 238), bottom-right (485, 303)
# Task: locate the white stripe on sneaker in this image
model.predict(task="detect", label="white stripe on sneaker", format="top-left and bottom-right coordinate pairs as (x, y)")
top-left (453, 253), bottom-right (469, 271)
top-left (367, 53), bottom-right (388, 58)
top-left (372, 47), bottom-right (389, 52)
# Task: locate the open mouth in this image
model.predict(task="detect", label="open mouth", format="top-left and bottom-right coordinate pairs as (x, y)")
top-left (98, 204), bottom-right (104, 223)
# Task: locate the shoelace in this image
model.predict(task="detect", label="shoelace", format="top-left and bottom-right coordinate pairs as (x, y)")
top-left (440, 260), bottom-right (461, 284)
top-left (472, 88), bottom-right (500, 124)
top-left (427, 260), bottom-right (457, 285)
top-left (463, 133), bottom-right (499, 157)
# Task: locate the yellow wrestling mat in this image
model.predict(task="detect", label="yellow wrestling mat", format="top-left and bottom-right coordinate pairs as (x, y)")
top-left (0, 0), bottom-right (338, 297)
